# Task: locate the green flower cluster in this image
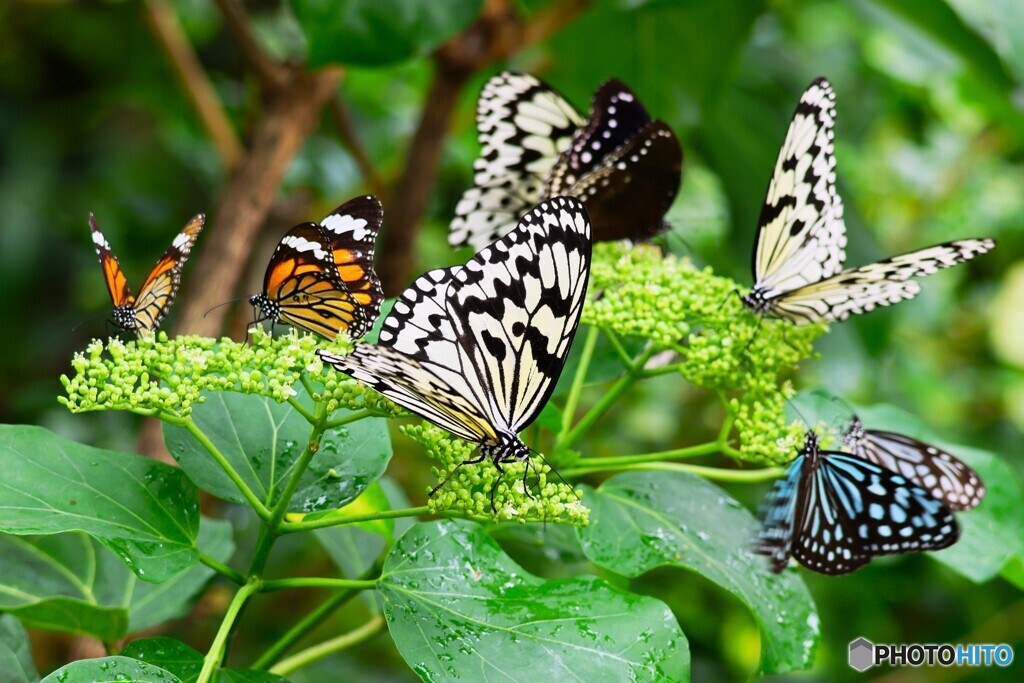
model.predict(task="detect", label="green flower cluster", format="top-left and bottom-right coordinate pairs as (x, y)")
top-left (60, 329), bottom-right (352, 418)
top-left (585, 242), bottom-right (823, 464)
top-left (402, 423), bottom-right (589, 526)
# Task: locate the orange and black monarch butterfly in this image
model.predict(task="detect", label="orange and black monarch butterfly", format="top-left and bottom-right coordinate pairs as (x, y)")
top-left (249, 195), bottom-right (383, 340)
top-left (90, 212), bottom-right (205, 335)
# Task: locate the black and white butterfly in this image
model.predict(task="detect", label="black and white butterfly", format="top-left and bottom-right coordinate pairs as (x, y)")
top-left (754, 430), bottom-right (959, 575)
top-left (450, 72), bottom-right (681, 251)
top-left (742, 77), bottom-right (995, 325)
top-left (842, 415), bottom-right (984, 511)
top-left (320, 196), bottom-right (592, 502)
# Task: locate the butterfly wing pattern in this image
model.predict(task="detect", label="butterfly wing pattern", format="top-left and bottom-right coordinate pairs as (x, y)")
top-left (451, 73), bottom-right (682, 250)
top-left (449, 73), bottom-right (585, 251)
top-left (743, 78), bottom-right (995, 324)
top-left (547, 80), bottom-right (682, 242)
top-left (755, 431), bottom-right (959, 574)
top-left (90, 212), bottom-right (205, 335)
top-left (250, 198), bottom-right (383, 340)
top-left (842, 416), bottom-right (985, 511)
top-left (321, 196), bottom-right (592, 479)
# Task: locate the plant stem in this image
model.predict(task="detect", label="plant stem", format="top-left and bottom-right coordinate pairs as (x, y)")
top-left (555, 364), bottom-right (642, 454)
top-left (181, 417), bottom-right (271, 520)
top-left (281, 505), bottom-right (430, 534)
top-left (559, 440), bottom-right (723, 476)
top-left (251, 562), bottom-right (382, 670)
top-left (260, 577), bottom-right (378, 592)
top-left (197, 579), bottom-right (260, 683)
top-left (200, 551), bottom-right (245, 584)
top-left (325, 408), bottom-right (378, 430)
top-left (286, 396), bottom-right (316, 423)
top-left (569, 461), bottom-right (784, 482)
top-left (561, 325), bottom-right (599, 435)
top-left (270, 614), bottom-right (387, 676)
top-left (248, 399), bottom-right (330, 577)
top-left (601, 328), bottom-right (636, 369)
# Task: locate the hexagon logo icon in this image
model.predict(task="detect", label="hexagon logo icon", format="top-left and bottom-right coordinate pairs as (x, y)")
top-left (849, 637), bottom-right (874, 672)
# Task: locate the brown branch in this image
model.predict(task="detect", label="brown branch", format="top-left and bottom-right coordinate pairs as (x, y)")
top-left (376, 0), bottom-right (590, 294)
top-left (330, 95), bottom-right (386, 199)
top-left (173, 66), bottom-right (344, 337)
top-left (142, 0), bottom-right (245, 170)
top-left (213, 0), bottom-right (289, 89)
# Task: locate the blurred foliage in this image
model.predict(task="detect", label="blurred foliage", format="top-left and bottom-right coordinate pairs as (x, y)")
top-left (2, 0), bottom-right (1023, 680)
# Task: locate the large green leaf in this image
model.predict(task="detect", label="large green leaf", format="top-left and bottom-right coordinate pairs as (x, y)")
top-left (0, 518), bottom-right (233, 641)
top-left (164, 392), bottom-right (391, 513)
top-left (852, 404), bottom-right (1024, 584)
top-left (120, 638), bottom-right (289, 683)
top-left (129, 518), bottom-right (235, 632)
top-left (292, 0), bottom-right (484, 67)
top-left (0, 425), bottom-right (200, 582)
top-left (378, 519), bottom-right (689, 681)
top-left (577, 472), bottom-right (818, 674)
top-left (41, 656), bottom-right (181, 683)
top-left (0, 614), bottom-right (38, 683)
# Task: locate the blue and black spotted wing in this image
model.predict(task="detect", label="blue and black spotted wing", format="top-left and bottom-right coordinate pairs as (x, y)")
top-left (755, 431), bottom-right (959, 575)
top-left (842, 415), bottom-right (985, 511)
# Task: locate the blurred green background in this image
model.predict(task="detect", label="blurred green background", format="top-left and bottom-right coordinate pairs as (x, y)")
top-left (2, 0), bottom-right (1022, 680)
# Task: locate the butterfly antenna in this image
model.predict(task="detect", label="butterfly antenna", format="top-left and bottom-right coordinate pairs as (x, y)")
top-left (71, 310), bottom-right (113, 333)
top-left (203, 295), bottom-right (252, 319)
top-left (528, 448), bottom-right (582, 504)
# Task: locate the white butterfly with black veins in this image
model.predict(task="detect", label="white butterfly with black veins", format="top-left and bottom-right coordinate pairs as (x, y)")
top-left (450, 71), bottom-right (681, 251)
top-left (320, 197), bottom-right (592, 500)
top-left (842, 415), bottom-right (985, 511)
top-left (754, 430), bottom-right (959, 575)
top-left (743, 77), bottom-right (995, 324)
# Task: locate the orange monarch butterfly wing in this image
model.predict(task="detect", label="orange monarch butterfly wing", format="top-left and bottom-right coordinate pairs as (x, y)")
top-left (252, 223), bottom-right (368, 340)
top-left (132, 213), bottom-right (205, 334)
top-left (318, 195), bottom-right (384, 336)
top-left (89, 213), bottom-right (134, 310)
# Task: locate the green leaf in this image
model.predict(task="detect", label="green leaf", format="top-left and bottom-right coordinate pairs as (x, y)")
top-left (379, 519), bottom-right (689, 681)
top-left (291, 0), bottom-right (484, 67)
top-left (0, 517), bottom-right (232, 640)
top-left (0, 425), bottom-right (200, 582)
top-left (852, 404), bottom-right (1024, 584)
top-left (120, 638), bottom-right (289, 683)
top-left (0, 614), bottom-right (39, 683)
top-left (128, 518), bottom-right (235, 632)
top-left (164, 392), bottom-right (391, 513)
top-left (120, 638), bottom-right (202, 683)
top-left (577, 472), bottom-right (818, 674)
top-left (0, 532), bottom-right (130, 640)
top-left (41, 656), bottom-right (181, 683)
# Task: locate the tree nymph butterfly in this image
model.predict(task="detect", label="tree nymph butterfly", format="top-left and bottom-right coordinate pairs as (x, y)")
top-left (754, 430), bottom-right (959, 575)
top-left (842, 415), bottom-right (984, 511)
top-left (743, 77), bottom-right (994, 325)
top-left (320, 196), bottom-right (592, 506)
top-left (249, 196), bottom-right (383, 340)
top-left (89, 212), bottom-right (205, 335)
top-left (450, 71), bottom-right (681, 251)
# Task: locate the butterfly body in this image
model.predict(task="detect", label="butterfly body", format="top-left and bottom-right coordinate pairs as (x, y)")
top-left (90, 212), bottom-right (205, 335)
top-left (746, 77), bottom-right (994, 325)
top-left (322, 197), bottom-right (592, 501)
top-left (251, 196), bottom-right (383, 340)
top-left (451, 72), bottom-right (681, 250)
top-left (755, 430), bottom-right (959, 574)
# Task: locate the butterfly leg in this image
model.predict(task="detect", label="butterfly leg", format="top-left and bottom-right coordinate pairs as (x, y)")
top-left (428, 451), bottom-right (488, 498)
top-left (489, 460), bottom-right (505, 513)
